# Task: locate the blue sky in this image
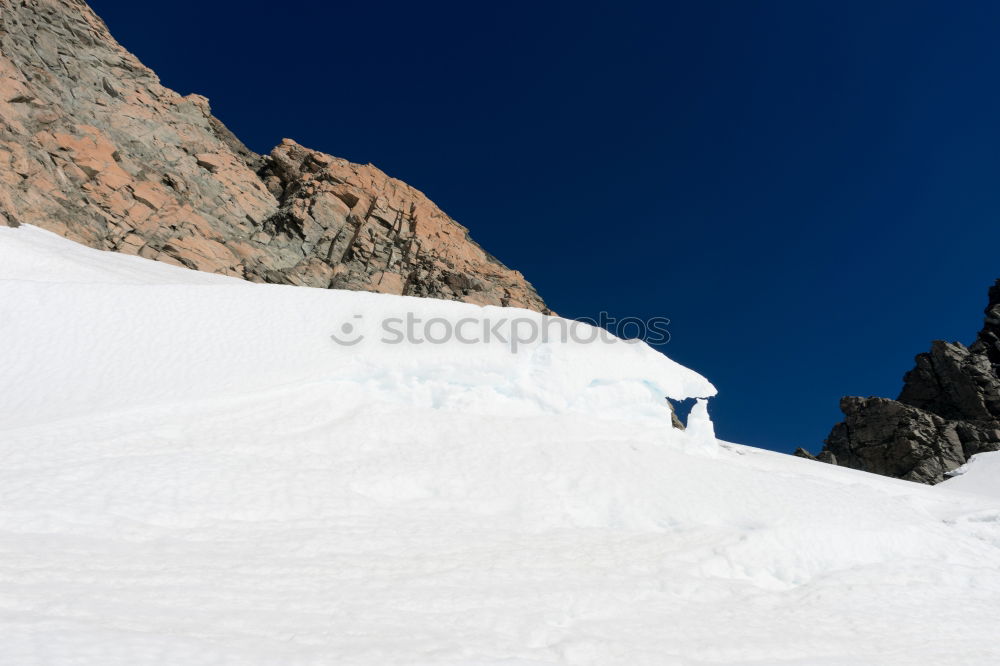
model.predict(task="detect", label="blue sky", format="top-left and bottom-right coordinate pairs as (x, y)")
top-left (90, 0), bottom-right (1000, 452)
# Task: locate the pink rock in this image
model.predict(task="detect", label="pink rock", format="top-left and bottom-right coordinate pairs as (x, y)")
top-left (0, 0), bottom-right (549, 314)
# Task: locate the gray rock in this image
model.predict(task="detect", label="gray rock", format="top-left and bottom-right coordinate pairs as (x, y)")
top-left (804, 280), bottom-right (1000, 484)
top-left (667, 400), bottom-right (686, 430)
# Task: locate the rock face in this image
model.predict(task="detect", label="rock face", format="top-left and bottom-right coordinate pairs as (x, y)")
top-left (0, 0), bottom-right (549, 312)
top-left (799, 281), bottom-right (1000, 484)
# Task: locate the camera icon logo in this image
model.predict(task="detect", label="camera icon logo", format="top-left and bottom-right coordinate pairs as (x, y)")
top-left (330, 315), bottom-right (364, 346)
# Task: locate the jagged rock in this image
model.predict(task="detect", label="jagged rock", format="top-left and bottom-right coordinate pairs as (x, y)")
top-left (805, 281), bottom-right (1000, 483)
top-left (898, 340), bottom-right (1000, 421)
top-left (792, 448), bottom-right (836, 464)
top-left (824, 397), bottom-right (971, 484)
top-left (667, 400), bottom-right (686, 430)
top-left (0, 0), bottom-right (549, 313)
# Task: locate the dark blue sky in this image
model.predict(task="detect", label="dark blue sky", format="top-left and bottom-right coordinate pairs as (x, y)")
top-left (90, 0), bottom-right (1000, 453)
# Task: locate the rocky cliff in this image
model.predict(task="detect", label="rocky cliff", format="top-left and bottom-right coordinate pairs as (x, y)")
top-left (797, 281), bottom-right (1000, 484)
top-left (0, 0), bottom-right (549, 312)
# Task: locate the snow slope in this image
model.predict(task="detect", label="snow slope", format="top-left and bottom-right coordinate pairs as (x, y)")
top-left (2, 225), bottom-right (1000, 665)
top-left (943, 452), bottom-right (1000, 499)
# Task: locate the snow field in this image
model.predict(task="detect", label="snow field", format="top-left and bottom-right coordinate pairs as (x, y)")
top-left (1, 225), bottom-right (1000, 665)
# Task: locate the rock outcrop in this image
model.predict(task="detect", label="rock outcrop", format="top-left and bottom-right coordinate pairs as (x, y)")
top-left (798, 281), bottom-right (1000, 484)
top-left (0, 0), bottom-right (549, 312)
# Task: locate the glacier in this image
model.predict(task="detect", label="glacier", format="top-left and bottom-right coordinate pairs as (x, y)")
top-left (1, 225), bottom-right (1000, 665)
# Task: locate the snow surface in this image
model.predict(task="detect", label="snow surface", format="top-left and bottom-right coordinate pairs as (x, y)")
top-left (2, 224), bottom-right (1000, 665)
top-left (943, 452), bottom-right (1000, 499)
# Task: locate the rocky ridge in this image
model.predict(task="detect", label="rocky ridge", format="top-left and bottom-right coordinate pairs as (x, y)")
top-left (0, 0), bottom-right (549, 312)
top-left (797, 280), bottom-right (1000, 484)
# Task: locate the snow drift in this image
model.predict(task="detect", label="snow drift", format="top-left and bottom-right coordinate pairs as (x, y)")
top-left (2, 225), bottom-right (1000, 665)
top-left (0, 225), bottom-right (714, 435)
top-left (944, 451), bottom-right (1000, 499)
